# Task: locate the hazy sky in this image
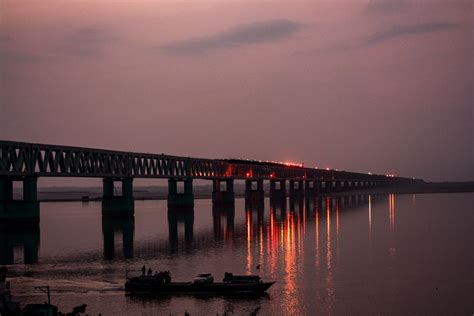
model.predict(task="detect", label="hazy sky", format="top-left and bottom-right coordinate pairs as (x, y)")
top-left (1, 0), bottom-right (472, 182)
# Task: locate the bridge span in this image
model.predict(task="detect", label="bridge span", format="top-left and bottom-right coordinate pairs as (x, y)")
top-left (0, 140), bottom-right (418, 223)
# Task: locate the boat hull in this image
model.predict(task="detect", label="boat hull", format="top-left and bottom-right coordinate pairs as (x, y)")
top-left (125, 279), bottom-right (275, 295)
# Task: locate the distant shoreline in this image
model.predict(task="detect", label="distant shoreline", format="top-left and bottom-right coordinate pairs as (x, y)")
top-left (35, 182), bottom-right (474, 202)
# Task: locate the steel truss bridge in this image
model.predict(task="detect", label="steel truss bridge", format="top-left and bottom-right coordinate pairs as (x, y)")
top-left (0, 140), bottom-right (418, 223)
top-left (0, 140), bottom-right (410, 182)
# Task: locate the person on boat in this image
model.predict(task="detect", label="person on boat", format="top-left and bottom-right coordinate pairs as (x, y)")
top-left (141, 265), bottom-right (146, 276)
top-left (147, 268), bottom-right (152, 276)
top-left (164, 271), bottom-right (171, 284)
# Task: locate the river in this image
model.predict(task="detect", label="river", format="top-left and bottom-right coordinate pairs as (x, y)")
top-left (2, 193), bottom-right (473, 315)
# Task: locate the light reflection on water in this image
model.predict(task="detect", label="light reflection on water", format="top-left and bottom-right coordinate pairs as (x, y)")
top-left (1, 193), bottom-right (473, 315)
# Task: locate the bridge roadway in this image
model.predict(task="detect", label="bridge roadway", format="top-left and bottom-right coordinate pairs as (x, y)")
top-left (0, 140), bottom-right (418, 223)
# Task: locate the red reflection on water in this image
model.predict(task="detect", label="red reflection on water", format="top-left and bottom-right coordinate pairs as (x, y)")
top-left (283, 211), bottom-right (298, 314)
top-left (297, 205), bottom-right (303, 255)
top-left (325, 197), bottom-right (335, 314)
top-left (315, 204), bottom-right (320, 268)
top-left (388, 194), bottom-right (396, 257)
top-left (268, 207), bottom-right (277, 276)
top-left (246, 208), bottom-right (252, 273)
top-left (389, 194), bottom-right (395, 231)
top-left (326, 197), bottom-right (332, 270)
top-left (368, 195), bottom-right (372, 233)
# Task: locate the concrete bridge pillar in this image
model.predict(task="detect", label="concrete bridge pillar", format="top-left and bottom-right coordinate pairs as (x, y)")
top-left (289, 180), bottom-right (304, 197)
top-left (270, 179), bottom-right (286, 201)
top-left (289, 195), bottom-right (304, 214)
top-left (334, 180), bottom-right (342, 192)
top-left (212, 179), bottom-right (235, 207)
top-left (0, 223), bottom-right (40, 265)
top-left (168, 178), bottom-right (194, 211)
top-left (315, 180), bottom-right (322, 195)
top-left (323, 180), bottom-right (332, 194)
top-left (343, 180), bottom-right (350, 191)
top-left (245, 179), bottom-right (264, 207)
top-left (0, 176), bottom-right (40, 224)
top-left (270, 194), bottom-right (287, 216)
top-left (102, 177), bottom-right (134, 217)
top-left (305, 179), bottom-right (321, 196)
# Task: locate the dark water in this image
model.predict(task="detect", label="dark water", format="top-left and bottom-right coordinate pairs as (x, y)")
top-left (2, 193), bottom-right (473, 315)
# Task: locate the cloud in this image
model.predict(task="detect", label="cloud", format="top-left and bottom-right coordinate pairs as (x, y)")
top-left (62, 27), bottom-right (115, 56)
top-left (297, 21), bottom-right (458, 56)
top-left (161, 19), bottom-right (303, 55)
top-left (365, 0), bottom-right (406, 14)
top-left (364, 22), bottom-right (457, 45)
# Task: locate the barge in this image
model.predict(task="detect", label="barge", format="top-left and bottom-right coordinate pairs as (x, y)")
top-left (125, 271), bottom-right (275, 295)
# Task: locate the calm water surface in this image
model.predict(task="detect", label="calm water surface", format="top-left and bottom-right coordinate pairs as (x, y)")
top-left (2, 193), bottom-right (473, 315)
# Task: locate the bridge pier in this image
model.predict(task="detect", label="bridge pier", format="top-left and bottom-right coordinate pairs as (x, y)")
top-left (343, 180), bottom-right (350, 191)
top-left (212, 179), bottom-right (235, 207)
top-left (0, 223), bottom-right (39, 264)
top-left (0, 176), bottom-right (40, 224)
top-left (304, 180), bottom-right (319, 196)
top-left (245, 179), bottom-right (264, 207)
top-left (270, 195), bottom-right (287, 217)
top-left (321, 180), bottom-right (331, 195)
top-left (168, 178), bottom-right (194, 211)
top-left (269, 179), bottom-right (286, 202)
top-left (102, 177), bottom-right (134, 217)
top-left (289, 180), bottom-right (304, 198)
top-left (334, 180), bottom-right (342, 192)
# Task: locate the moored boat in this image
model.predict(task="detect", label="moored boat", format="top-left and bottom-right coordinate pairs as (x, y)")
top-left (125, 270), bottom-right (275, 295)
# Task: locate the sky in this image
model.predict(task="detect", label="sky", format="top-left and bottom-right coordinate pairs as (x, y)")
top-left (0, 0), bottom-right (472, 183)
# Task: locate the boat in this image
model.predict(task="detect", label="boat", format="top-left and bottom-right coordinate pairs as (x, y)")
top-left (125, 271), bottom-right (275, 295)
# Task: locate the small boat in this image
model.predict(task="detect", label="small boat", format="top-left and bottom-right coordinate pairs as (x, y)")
top-left (125, 271), bottom-right (275, 295)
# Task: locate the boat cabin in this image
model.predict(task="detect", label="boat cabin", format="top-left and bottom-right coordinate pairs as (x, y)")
top-left (223, 272), bottom-right (261, 284)
top-left (193, 273), bottom-right (214, 284)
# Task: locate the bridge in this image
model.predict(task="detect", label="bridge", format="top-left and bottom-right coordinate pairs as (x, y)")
top-left (0, 140), bottom-right (417, 223)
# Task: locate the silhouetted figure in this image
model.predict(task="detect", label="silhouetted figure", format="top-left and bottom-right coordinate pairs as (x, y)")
top-left (147, 268), bottom-right (152, 276)
top-left (141, 265), bottom-right (146, 276)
